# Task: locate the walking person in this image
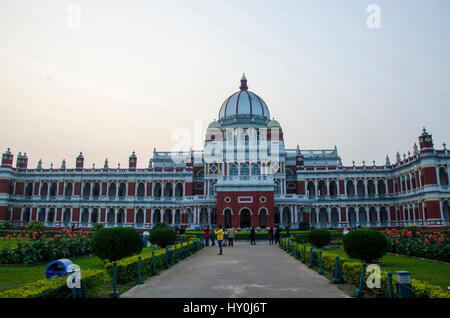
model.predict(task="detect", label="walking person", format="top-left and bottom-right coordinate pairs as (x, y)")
top-left (250, 227), bottom-right (256, 245)
top-left (215, 225), bottom-right (224, 255)
top-left (203, 226), bottom-right (210, 246)
top-left (227, 227), bottom-right (235, 247)
top-left (210, 227), bottom-right (216, 246)
top-left (268, 227), bottom-right (274, 245)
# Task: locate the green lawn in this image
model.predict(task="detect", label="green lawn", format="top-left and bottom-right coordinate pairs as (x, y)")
top-left (325, 247), bottom-right (450, 290)
top-left (0, 247), bottom-right (155, 293)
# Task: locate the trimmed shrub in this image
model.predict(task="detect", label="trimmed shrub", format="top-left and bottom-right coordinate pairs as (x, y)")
top-left (27, 221), bottom-right (44, 232)
top-left (152, 223), bottom-right (171, 230)
top-left (0, 221), bottom-right (11, 230)
top-left (298, 222), bottom-right (310, 231)
top-left (92, 223), bottom-right (104, 231)
top-left (91, 227), bottom-right (143, 261)
top-left (343, 228), bottom-right (388, 263)
top-left (308, 229), bottom-right (332, 248)
top-left (149, 228), bottom-right (176, 248)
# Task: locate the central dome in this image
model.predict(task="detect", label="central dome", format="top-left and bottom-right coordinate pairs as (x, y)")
top-left (218, 74), bottom-right (270, 121)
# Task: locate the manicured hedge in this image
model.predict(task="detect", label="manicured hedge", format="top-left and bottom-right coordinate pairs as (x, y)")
top-left (104, 238), bottom-right (202, 284)
top-left (282, 238), bottom-right (450, 298)
top-left (0, 269), bottom-right (109, 298)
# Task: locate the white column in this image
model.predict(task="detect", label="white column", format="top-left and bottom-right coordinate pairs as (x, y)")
top-left (294, 206), bottom-right (298, 223)
top-left (328, 207), bottom-right (331, 227)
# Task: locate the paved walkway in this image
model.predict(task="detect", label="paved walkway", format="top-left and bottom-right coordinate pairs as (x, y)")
top-left (121, 241), bottom-right (348, 298)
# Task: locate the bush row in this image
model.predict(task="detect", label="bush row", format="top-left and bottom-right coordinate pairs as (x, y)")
top-left (281, 238), bottom-right (450, 298)
top-left (0, 270), bottom-right (109, 298)
top-left (104, 238), bottom-right (203, 284)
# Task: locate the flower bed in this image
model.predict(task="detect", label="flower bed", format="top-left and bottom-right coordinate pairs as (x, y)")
top-left (0, 228), bottom-right (92, 265)
top-left (383, 229), bottom-right (449, 262)
top-left (282, 237), bottom-right (450, 298)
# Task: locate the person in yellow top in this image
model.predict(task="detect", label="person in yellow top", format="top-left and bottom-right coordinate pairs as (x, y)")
top-left (215, 225), bottom-right (224, 255)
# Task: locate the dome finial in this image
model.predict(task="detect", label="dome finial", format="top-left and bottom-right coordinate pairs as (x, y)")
top-left (240, 73), bottom-right (248, 91)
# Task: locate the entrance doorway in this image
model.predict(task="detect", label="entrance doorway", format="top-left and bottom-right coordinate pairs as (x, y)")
top-left (240, 209), bottom-right (251, 228)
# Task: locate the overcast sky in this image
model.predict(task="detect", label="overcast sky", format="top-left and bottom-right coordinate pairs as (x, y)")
top-left (0, 0), bottom-right (449, 169)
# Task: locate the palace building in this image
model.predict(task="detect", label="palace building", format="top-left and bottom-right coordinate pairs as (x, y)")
top-left (0, 75), bottom-right (449, 230)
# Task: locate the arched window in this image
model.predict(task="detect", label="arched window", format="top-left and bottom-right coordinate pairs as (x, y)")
top-left (164, 183), bottom-right (172, 197)
top-left (319, 208), bottom-right (327, 228)
top-left (274, 207), bottom-right (280, 224)
top-left (40, 183), bottom-right (48, 197)
top-left (38, 207), bottom-right (46, 222)
top-left (229, 164), bottom-right (238, 176)
top-left (369, 207), bottom-right (377, 226)
top-left (282, 206), bottom-right (291, 224)
top-left (318, 180), bottom-right (326, 197)
top-left (153, 183), bottom-right (161, 197)
top-left (348, 207), bottom-right (356, 226)
top-left (23, 207), bottom-right (31, 222)
top-left (175, 183), bottom-right (183, 197)
top-left (175, 209), bottom-right (181, 224)
top-left (329, 181), bottom-right (337, 197)
top-left (307, 181), bottom-right (315, 197)
top-left (118, 183), bottom-right (126, 198)
top-left (154, 209), bottom-right (161, 223)
top-left (252, 164), bottom-right (260, 176)
top-left (108, 183), bottom-right (116, 197)
top-left (65, 183), bottom-right (73, 197)
top-left (200, 208), bottom-right (208, 224)
top-left (107, 209), bottom-right (115, 225)
top-left (367, 180), bottom-right (376, 197)
top-left (81, 208), bottom-right (89, 224)
top-left (136, 209), bottom-right (144, 226)
top-left (117, 208), bottom-right (125, 224)
top-left (47, 208), bottom-right (55, 224)
top-left (331, 207), bottom-right (338, 228)
top-left (346, 180), bottom-right (355, 197)
top-left (380, 207), bottom-right (388, 226)
top-left (9, 182), bottom-right (15, 195)
top-left (50, 182), bottom-right (58, 196)
top-left (439, 167), bottom-right (449, 186)
top-left (83, 183), bottom-right (91, 198)
top-left (310, 208), bottom-right (316, 225)
top-left (63, 208), bottom-right (71, 226)
top-left (377, 180), bottom-right (386, 197)
top-left (137, 183), bottom-right (145, 197)
top-left (224, 209), bottom-right (232, 228)
top-left (186, 208), bottom-right (192, 224)
top-left (25, 183), bottom-right (33, 197)
top-left (92, 183), bottom-right (100, 197)
top-left (356, 180), bottom-right (365, 196)
top-left (240, 164), bottom-right (249, 176)
top-left (358, 207), bottom-right (367, 226)
top-left (260, 209), bottom-right (267, 228)
top-left (165, 208), bottom-right (172, 224)
top-left (91, 208), bottom-right (99, 223)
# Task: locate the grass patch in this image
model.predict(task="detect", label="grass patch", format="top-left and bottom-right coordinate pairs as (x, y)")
top-left (0, 247), bottom-right (155, 293)
top-left (325, 247), bottom-right (450, 290)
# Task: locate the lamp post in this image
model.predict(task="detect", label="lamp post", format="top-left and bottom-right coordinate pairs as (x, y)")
top-left (395, 271), bottom-right (413, 298)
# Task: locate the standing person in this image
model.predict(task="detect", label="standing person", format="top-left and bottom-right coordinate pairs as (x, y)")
top-left (215, 225), bottom-right (224, 255)
top-left (210, 227), bottom-right (216, 246)
top-left (250, 227), bottom-right (256, 245)
top-left (268, 227), bottom-right (274, 245)
top-left (203, 226), bottom-right (210, 246)
top-left (228, 227), bottom-right (235, 247)
top-left (274, 227), bottom-right (280, 245)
